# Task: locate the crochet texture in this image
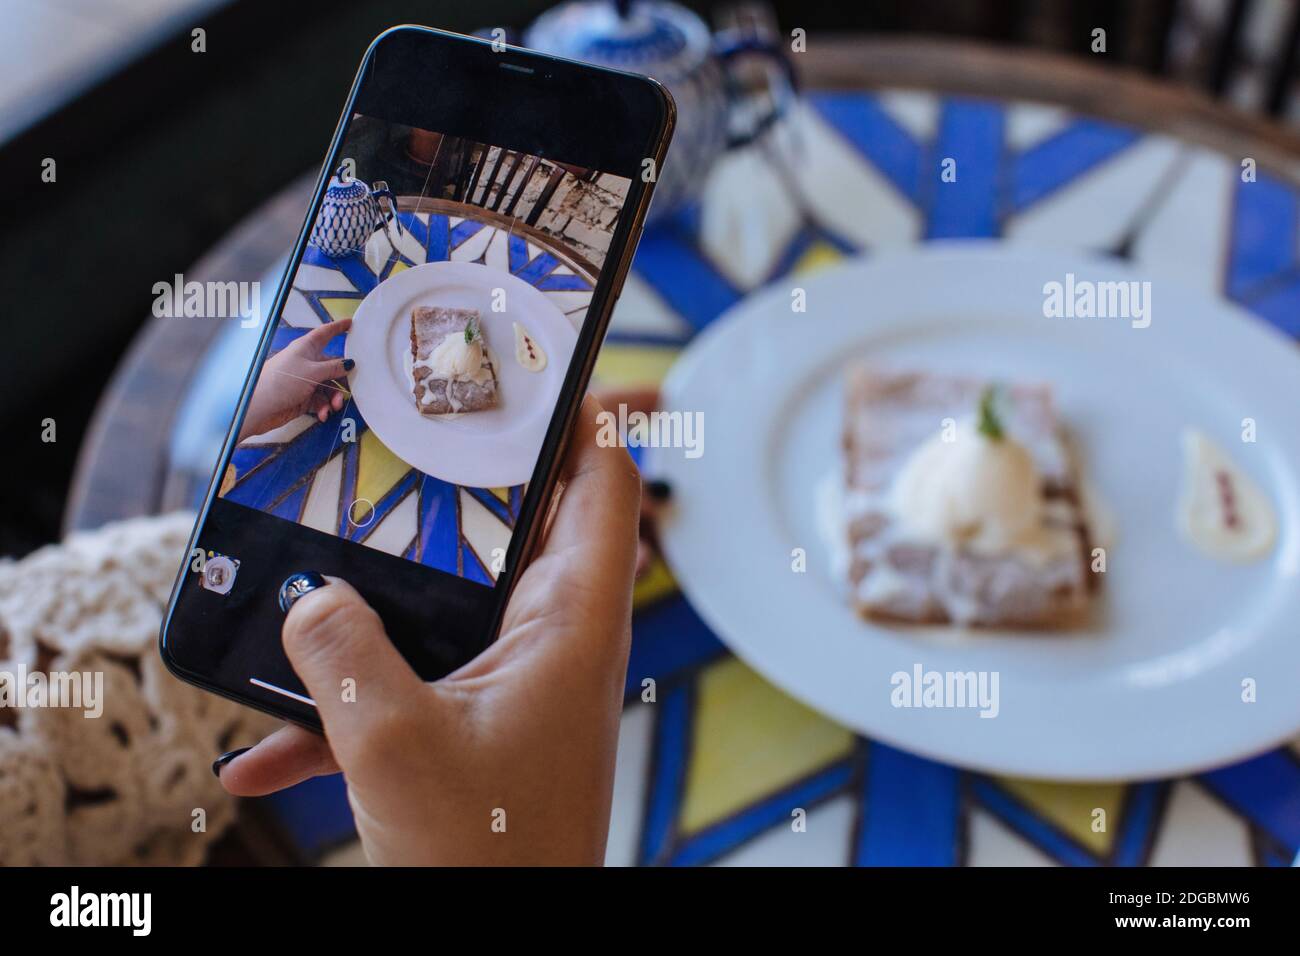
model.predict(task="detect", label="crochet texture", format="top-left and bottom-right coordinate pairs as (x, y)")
top-left (0, 513), bottom-right (273, 865)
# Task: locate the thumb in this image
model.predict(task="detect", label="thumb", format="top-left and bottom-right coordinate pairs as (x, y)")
top-left (281, 577), bottom-right (426, 757)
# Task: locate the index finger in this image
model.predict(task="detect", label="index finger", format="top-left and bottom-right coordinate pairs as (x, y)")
top-left (302, 317), bottom-right (353, 345)
top-left (541, 394), bottom-right (642, 580)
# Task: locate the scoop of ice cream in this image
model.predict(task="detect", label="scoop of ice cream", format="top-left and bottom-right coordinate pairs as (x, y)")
top-left (891, 420), bottom-right (1042, 553)
top-left (428, 331), bottom-right (484, 380)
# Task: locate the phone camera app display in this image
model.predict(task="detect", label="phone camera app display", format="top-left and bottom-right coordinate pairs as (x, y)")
top-left (217, 115), bottom-right (634, 588)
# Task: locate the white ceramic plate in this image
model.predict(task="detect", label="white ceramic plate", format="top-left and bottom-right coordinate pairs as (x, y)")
top-left (346, 261), bottom-right (576, 488)
top-left (650, 244), bottom-right (1300, 781)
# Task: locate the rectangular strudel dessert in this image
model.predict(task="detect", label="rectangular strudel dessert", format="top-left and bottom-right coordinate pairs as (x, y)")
top-left (410, 306), bottom-right (498, 415)
top-left (842, 367), bottom-right (1096, 628)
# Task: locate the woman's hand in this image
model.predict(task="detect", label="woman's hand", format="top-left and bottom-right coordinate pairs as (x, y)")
top-left (216, 395), bottom-right (641, 866)
top-left (238, 319), bottom-right (354, 442)
top-left (593, 386), bottom-right (669, 579)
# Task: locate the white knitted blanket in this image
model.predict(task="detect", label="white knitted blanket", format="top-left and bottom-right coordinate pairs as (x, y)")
top-left (0, 513), bottom-right (273, 865)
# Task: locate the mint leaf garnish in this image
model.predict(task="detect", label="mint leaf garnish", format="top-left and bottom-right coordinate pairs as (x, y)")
top-left (977, 385), bottom-right (1005, 441)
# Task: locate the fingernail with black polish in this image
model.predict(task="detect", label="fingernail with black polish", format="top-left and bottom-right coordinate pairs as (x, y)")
top-left (278, 571), bottom-right (328, 613)
top-left (342, 358), bottom-right (355, 371)
top-left (646, 479), bottom-right (672, 502)
top-left (212, 747), bottom-right (251, 777)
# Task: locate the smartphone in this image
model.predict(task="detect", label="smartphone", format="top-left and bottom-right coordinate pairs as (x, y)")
top-left (159, 25), bottom-right (675, 728)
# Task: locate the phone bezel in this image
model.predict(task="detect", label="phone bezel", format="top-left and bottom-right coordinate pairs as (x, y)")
top-left (159, 24), bottom-right (675, 728)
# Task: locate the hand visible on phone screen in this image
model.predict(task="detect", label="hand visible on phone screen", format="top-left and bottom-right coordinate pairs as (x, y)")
top-left (237, 318), bottom-right (354, 442)
top-left (215, 395), bottom-right (640, 866)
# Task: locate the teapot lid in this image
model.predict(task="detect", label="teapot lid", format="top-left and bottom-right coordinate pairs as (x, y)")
top-left (326, 171), bottom-right (368, 197)
top-left (327, 176), bottom-right (369, 195)
top-left (524, 0), bottom-right (710, 80)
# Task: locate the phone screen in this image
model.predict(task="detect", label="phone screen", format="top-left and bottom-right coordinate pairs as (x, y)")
top-left (161, 28), bottom-right (671, 725)
top-left (221, 117), bottom-right (634, 585)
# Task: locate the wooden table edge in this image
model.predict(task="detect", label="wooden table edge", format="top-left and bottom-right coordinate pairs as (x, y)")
top-left (63, 175), bottom-right (317, 534)
top-left (799, 36), bottom-right (1300, 183)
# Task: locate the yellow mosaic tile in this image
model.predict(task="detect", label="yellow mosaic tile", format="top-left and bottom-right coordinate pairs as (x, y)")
top-left (355, 429), bottom-right (412, 516)
top-left (792, 240), bottom-right (845, 276)
top-left (632, 556), bottom-right (676, 609)
top-left (680, 657), bottom-right (855, 835)
top-left (996, 778), bottom-right (1126, 856)
top-left (593, 344), bottom-right (680, 388)
top-left (321, 297), bottom-right (362, 322)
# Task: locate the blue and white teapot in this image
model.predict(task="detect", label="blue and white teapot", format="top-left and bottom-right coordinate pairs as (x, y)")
top-left (310, 167), bottom-right (401, 258)
top-left (524, 0), bottom-right (793, 222)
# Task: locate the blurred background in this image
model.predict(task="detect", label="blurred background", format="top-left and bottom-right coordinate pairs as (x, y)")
top-left (4, 0), bottom-right (1300, 867)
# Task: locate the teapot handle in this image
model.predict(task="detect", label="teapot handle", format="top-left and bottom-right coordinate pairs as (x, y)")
top-left (370, 182), bottom-right (403, 238)
top-left (713, 30), bottom-right (798, 149)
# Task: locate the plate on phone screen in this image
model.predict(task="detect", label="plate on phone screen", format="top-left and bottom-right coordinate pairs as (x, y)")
top-left (649, 245), bottom-right (1300, 781)
top-left (346, 261), bottom-right (577, 488)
